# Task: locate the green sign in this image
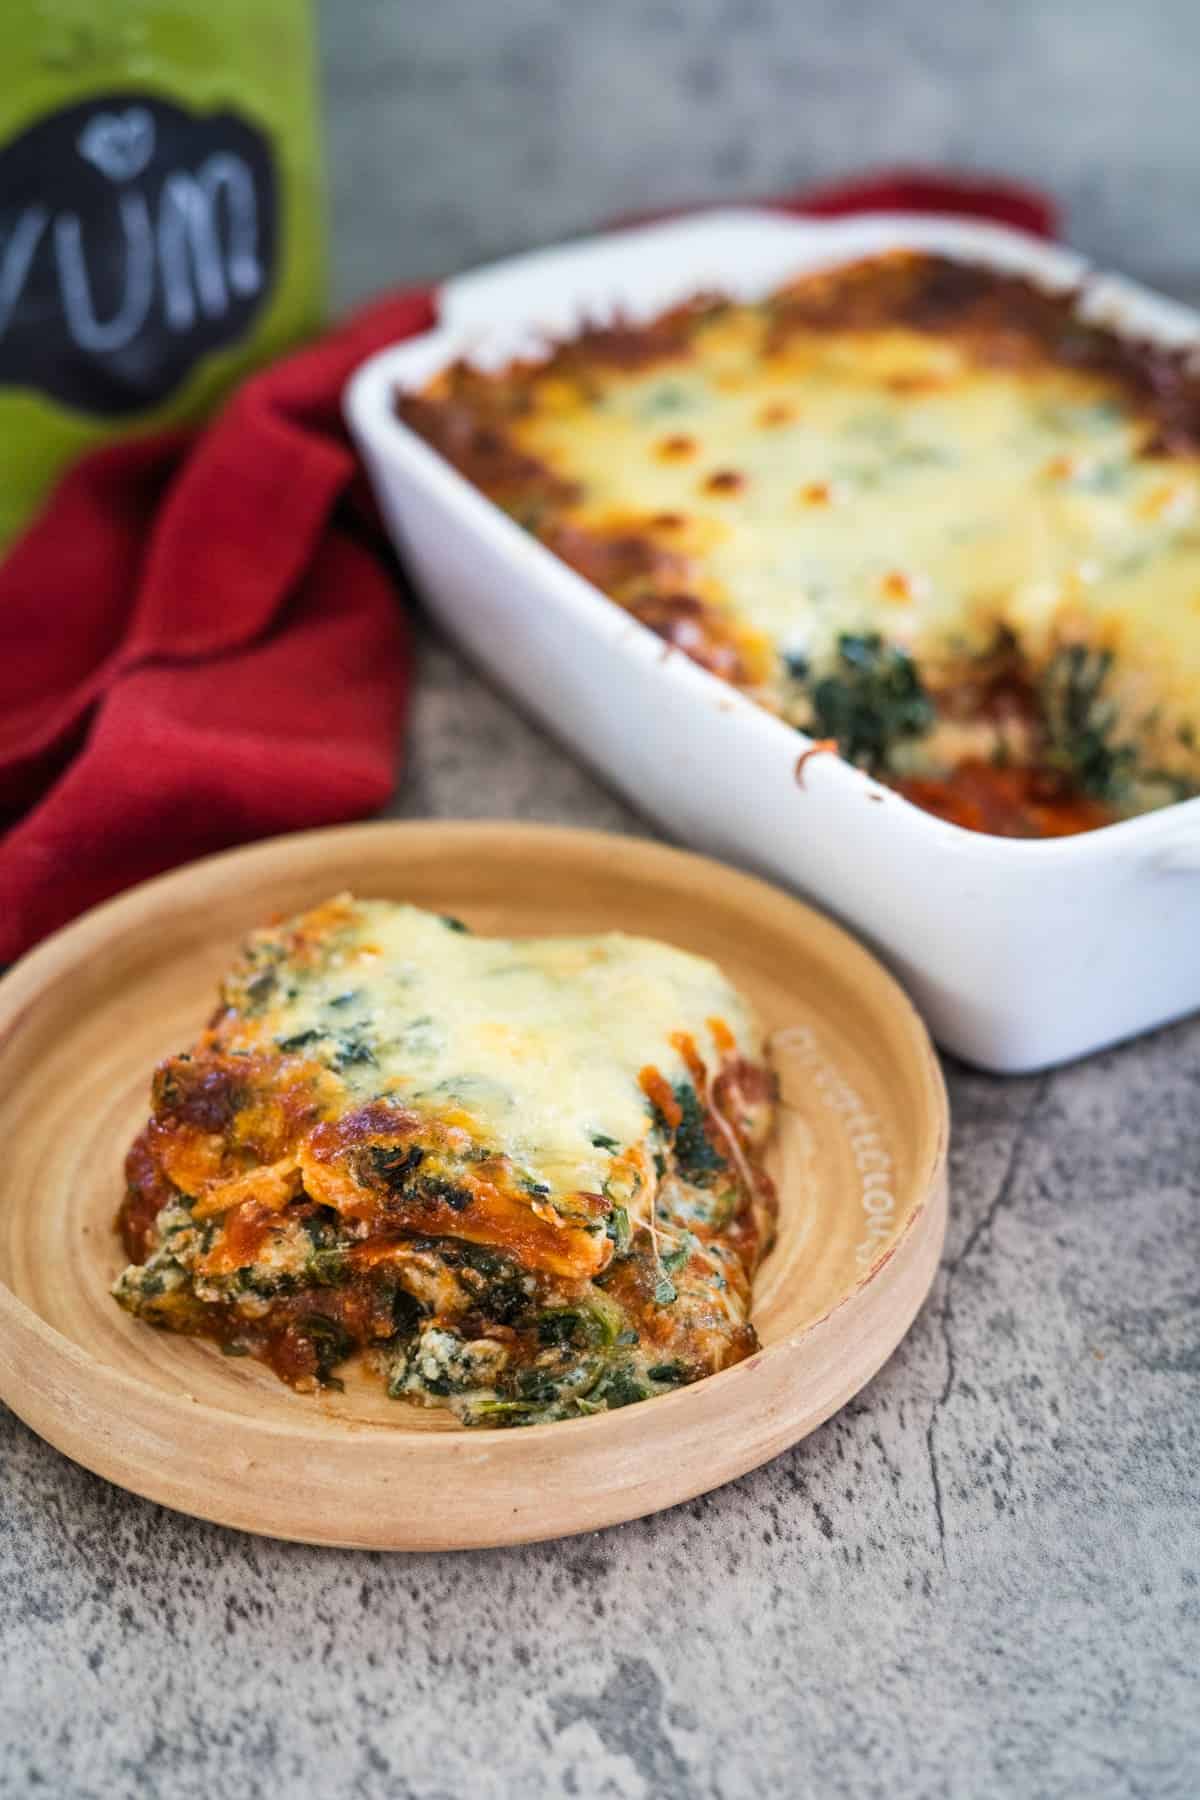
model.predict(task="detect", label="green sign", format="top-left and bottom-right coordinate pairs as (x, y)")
top-left (0, 0), bottom-right (325, 546)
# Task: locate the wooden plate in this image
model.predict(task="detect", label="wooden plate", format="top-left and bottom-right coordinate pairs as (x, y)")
top-left (0, 823), bottom-right (947, 1549)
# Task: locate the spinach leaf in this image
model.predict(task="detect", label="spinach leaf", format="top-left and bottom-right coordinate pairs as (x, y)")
top-left (413, 1174), bottom-right (473, 1213)
top-left (536, 1306), bottom-right (620, 1350)
top-left (670, 1083), bottom-right (725, 1186)
top-left (648, 1080), bottom-right (725, 1186)
top-left (605, 1205), bottom-right (632, 1254)
top-left (660, 1239), bottom-right (692, 1275)
top-left (810, 632), bottom-right (934, 772)
top-left (243, 968), bottom-right (277, 1012)
top-left (592, 1364), bottom-right (650, 1409)
top-left (363, 1143), bottom-right (424, 1186)
top-left (305, 1247), bottom-right (349, 1287)
top-left (1040, 644), bottom-right (1137, 802)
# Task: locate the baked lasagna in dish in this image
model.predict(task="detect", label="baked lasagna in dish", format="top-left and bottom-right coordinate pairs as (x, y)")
top-left (399, 251), bottom-right (1200, 838)
top-left (114, 897), bottom-right (777, 1425)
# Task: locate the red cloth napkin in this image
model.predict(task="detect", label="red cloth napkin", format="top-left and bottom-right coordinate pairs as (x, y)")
top-left (0, 171), bottom-right (1055, 965)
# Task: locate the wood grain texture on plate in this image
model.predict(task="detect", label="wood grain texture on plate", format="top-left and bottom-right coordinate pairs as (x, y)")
top-left (0, 822), bottom-right (947, 1549)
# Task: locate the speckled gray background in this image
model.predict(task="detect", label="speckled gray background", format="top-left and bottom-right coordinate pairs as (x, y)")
top-left (4, 5), bottom-right (1200, 1796)
top-left (321, 0), bottom-right (1200, 307)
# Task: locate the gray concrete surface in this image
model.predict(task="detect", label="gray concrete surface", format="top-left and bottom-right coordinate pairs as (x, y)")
top-left (320, 0), bottom-right (1200, 309)
top-left (3, 8), bottom-right (1200, 1793)
top-left (1, 628), bottom-right (1198, 1800)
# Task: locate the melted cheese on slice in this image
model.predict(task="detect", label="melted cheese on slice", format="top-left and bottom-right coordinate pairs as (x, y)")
top-left (235, 901), bottom-right (760, 1201)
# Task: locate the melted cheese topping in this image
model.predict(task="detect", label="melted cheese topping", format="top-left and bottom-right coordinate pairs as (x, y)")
top-left (509, 311), bottom-right (1200, 769)
top-left (232, 900), bottom-right (760, 1202)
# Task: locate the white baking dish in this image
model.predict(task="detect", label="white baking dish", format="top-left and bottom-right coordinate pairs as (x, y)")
top-left (345, 208), bottom-right (1200, 1073)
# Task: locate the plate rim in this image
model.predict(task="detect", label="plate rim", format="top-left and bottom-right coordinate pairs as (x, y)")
top-left (0, 819), bottom-right (949, 1545)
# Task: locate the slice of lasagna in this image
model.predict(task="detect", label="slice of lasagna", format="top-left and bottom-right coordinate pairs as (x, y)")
top-left (113, 897), bottom-right (777, 1426)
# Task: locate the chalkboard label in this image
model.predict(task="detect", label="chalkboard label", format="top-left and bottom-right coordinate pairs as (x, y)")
top-left (0, 93), bottom-right (278, 416)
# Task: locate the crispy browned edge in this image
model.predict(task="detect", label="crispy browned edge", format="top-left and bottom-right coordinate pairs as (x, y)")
top-left (400, 249), bottom-right (1200, 488)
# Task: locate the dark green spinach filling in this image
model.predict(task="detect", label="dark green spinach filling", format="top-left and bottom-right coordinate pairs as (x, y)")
top-left (803, 632), bottom-right (935, 773)
top-left (116, 1069), bottom-right (765, 1426)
